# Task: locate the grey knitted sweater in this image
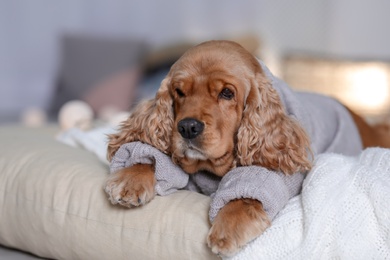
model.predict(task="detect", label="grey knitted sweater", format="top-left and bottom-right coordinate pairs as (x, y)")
top-left (110, 61), bottom-right (363, 222)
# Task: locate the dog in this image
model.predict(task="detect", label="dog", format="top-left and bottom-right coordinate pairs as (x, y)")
top-left (104, 40), bottom-right (390, 256)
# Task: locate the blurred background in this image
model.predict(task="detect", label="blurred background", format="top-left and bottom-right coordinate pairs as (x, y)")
top-left (1, 0), bottom-right (390, 126)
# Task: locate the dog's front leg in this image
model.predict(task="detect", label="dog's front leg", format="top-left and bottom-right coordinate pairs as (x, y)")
top-left (104, 164), bottom-right (156, 207)
top-left (207, 198), bottom-right (270, 257)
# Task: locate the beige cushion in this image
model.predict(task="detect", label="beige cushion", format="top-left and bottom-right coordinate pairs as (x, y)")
top-left (0, 126), bottom-right (217, 259)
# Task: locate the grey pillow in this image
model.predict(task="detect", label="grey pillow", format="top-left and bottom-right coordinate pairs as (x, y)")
top-left (49, 34), bottom-right (149, 116)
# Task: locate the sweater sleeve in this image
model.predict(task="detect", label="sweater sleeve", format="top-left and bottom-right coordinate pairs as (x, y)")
top-left (209, 166), bottom-right (305, 223)
top-left (110, 141), bottom-right (189, 196)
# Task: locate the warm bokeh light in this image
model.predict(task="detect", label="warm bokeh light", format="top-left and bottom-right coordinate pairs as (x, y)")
top-left (283, 56), bottom-right (390, 119)
top-left (344, 65), bottom-right (389, 114)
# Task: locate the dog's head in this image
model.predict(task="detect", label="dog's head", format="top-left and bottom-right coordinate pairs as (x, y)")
top-left (108, 40), bottom-right (312, 176)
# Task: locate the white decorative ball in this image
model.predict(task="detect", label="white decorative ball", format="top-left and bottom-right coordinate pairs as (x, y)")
top-left (58, 100), bottom-right (94, 131)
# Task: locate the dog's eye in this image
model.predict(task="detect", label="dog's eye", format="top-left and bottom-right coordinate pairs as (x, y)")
top-left (175, 88), bottom-right (185, 98)
top-left (219, 88), bottom-right (234, 100)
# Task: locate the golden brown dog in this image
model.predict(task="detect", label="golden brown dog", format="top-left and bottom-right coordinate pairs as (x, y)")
top-left (105, 40), bottom-right (390, 256)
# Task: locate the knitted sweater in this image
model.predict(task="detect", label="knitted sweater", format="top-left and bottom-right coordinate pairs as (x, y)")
top-left (110, 61), bottom-right (363, 223)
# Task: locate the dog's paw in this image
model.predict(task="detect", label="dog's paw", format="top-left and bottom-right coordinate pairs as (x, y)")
top-left (104, 164), bottom-right (156, 208)
top-left (207, 199), bottom-right (271, 257)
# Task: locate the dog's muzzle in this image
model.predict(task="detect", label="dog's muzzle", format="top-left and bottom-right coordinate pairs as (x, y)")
top-left (177, 118), bottom-right (204, 139)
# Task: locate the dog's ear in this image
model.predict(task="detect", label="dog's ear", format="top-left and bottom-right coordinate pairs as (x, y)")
top-left (107, 77), bottom-right (173, 161)
top-left (236, 73), bottom-right (312, 175)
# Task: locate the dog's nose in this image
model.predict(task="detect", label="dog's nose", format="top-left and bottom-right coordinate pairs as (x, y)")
top-left (177, 118), bottom-right (204, 139)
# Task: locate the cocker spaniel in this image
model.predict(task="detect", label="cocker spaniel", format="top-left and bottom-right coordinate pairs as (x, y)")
top-left (104, 40), bottom-right (390, 256)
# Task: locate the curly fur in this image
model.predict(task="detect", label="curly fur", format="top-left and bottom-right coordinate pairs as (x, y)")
top-left (236, 73), bottom-right (312, 174)
top-left (107, 78), bottom-right (174, 161)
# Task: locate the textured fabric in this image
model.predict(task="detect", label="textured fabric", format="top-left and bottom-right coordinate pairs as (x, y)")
top-left (110, 142), bottom-right (189, 195)
top-left (110, 144), bottom-right (305, 221)
top-left (0, 126), bottom-right (217, 260)
top-left (228, 148), bottom-right (390, 260)
top-left (57, 126), bottom-right (117, 165)
top-left (209, 167), bottom-right (305, 222)
top-left (109, 60), bottom-right (364, 223)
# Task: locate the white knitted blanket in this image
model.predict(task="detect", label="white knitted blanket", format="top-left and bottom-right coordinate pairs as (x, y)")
top-left (228, 148), bottom-right (390, 260)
